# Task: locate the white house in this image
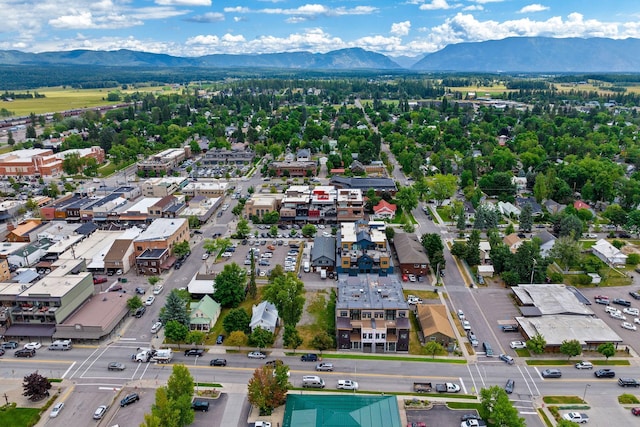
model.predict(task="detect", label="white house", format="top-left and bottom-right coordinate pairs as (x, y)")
top-left (250, 301), bottom-right (279, 333)
top-left (591, 239), bottom-right (628, 266)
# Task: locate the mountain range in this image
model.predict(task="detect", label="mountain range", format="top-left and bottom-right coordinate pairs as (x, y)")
top-left (1, 37), bottom-right (640, 72)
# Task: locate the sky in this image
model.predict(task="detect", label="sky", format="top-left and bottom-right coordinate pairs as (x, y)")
top-left (1, 0), bottom-right (640, 58)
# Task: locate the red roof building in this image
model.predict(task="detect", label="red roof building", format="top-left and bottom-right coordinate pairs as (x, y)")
top-left (373, 199), bottom-right (396, 219)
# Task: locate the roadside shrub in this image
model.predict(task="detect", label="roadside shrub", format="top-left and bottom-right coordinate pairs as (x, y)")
top-left (619, 393), bottom-right (640, 404)
top-left (626, 253), bottom-right (640, 266)
top-left (550, 272), bottom-right (564, 283)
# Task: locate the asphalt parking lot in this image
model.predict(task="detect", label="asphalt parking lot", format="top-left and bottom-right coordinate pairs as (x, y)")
top-left (406, 404), bottom-right (479, 426)
top-left (191, 394), bottom-right (227, 427)
top-left (214, 237), bottom-right (305, 278)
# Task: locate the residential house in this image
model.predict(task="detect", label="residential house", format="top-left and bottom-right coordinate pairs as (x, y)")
top-left (479, 241), bottom-right (491, 264)
top-left (415, 304), bottom-right (456, 347)
top-left (372, 200), bottom-right (396, 220)
top-left (534, 230), bottom-right (556, 257)
top-left (296, 148), bottom-right (311, 162)
top-left (543, 199), bottom-right (565, 215)
top-left (310, 236), bottom-right (336, 272)
top-left (592, 239), bottom-right (628, 266)
top-left (250, 301), bottom-right (279, 333)
top-left (503, 233), bottom-right (523, 254)
top-left (393, 233), bottom-right (429, 278)
top-left (497, 201), bottom-right (521, 218)
top-left (335, 275), bottom-right (410, 353)
top-left (189, 295), bottom-right (221, 332)
top-left (516, 196), bottom-right (543, 217)
top-left (337, 222), bottom-right (393, 276)
top-left (463, 201), bottom-right (476, 223)
top-left (574, 200), bottom-right (596, 216)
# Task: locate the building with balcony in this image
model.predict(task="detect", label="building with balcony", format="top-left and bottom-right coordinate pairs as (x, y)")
top-left (268, 160), bottom-right (317, 177)
top-left (136, 148), bottom-right (190, 176)
top-left (133, 218), bottom-right (189, 275)
top-left (202, 147), bottom-right (254, 166)
top-left (307, 186), bottom-right (337, 224)
top-left (335, 275), bottom-right (410, 353)
top-left (279, 185), bottom-right (311, 223)
top-left (336, 189), bottom-right (365, 222)
top-left (337, 222), bottom-right (392, 276)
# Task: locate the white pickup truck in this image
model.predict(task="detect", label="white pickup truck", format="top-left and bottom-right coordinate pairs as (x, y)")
top-left (562, 412), bottom-right (589, 423)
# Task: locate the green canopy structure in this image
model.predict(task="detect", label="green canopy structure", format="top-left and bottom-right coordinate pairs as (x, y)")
top-left (282, 394), bottom-right (401, 427)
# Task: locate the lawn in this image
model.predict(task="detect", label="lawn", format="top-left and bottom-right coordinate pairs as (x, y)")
top-left (543, 396), bottom-right (585, 405)
top-left (0, 407), bottom-right (41, 427)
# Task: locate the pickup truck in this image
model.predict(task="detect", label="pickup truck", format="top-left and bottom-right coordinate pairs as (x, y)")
top-left (413, 382), bottom-right (460, 393)
top-left (562, 412), bottom-right (589, 423)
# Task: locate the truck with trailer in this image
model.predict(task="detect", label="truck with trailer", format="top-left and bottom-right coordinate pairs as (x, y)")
top-left (152, 349), bottom-right (173, 364)
top-left (413, 382), bottom-right (461, 393)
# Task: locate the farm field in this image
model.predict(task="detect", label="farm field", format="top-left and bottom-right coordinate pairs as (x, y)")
top-left (3, 86), bottom-right (179, 116)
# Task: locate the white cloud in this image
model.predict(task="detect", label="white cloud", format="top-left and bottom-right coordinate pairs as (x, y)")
top-left (462, 5), bottom-right (483, 11)
top-left (155, 0), bottom-right (211, 6)
top-left (519, 4), bottom-right (549, 14)
top-left (470, 0), bottom-right (503, 4)
top-left (224, 4), bottom-right (377, 17)
top-left (186, 12), bottom-right (225, 23)
top-left (224, 7), bottom-right (250, 13)
top-left (285, 17), bottom-right (308, 24)
top-left (49, 12), bottom-right (96, 29)
top-left (49, 11), bottom-right (142, 29)
top-left (391, 21), bottom-right (411, 36)
top-left (419, 0), bottom-right (451, 10)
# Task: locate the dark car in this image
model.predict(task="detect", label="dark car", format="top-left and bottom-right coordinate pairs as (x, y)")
top-left (629, 292), bottom-right (640, 300)
top-left (120, 393), bottom-right (139, 407)
top-left (541, 369), bottom-right (562, 378)
top-left (632, 407), bottom-right (640, 416)
top-left (15, 348), bottom-right (36, 358)
top-left (191, 400), bottom-right (209, 412)
top-left (461, 414), bottom-right (479, 421)
top-left (174, 262), bottom-right (182, 270)
top-left (133, 306), bottom-right (146, 318)
top-left (300, 353), bottom-right (318, 362)
top-left (135, 287), bottom-right (146, 295)
top-left (109, 284), bottom-right (123, 292)
top-left (504, 379), bottom-right (515, 394)
top-left (265, 359), bottom-right (284, 367)
top-left (184, 349), bottom-right (204, 357)
top-left (0, 349), bottom-right (5, 356)
top-left (501, 325), bottom-right (519, 332)
top-left (619, 232), bottom-right (631, 238)
top-left (595, 368), bottom-right (616, 378)
top-left (613, 298), bottom-right (632, 307)
top-left (216, 335), bottom-right (225, 345)
top-left (210, 358), bottom-right (227, 367)
top-left (618, 378), bottom-right (640, 387)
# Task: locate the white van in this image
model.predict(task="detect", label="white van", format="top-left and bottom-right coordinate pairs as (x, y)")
top-left (302, 375), bottom-right (325, 389)
top-left (49, 340), bottom-right (72, 351)
top-left (303, 261), bottom-right (310, 273)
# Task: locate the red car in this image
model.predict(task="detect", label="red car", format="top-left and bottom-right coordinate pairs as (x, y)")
top-left (595, 295), bottom-right (609, 301)
top-left (632, 408), bottom-right (640, 416)
top-left (407, 423), bottom-right (426, 427)
top-left (93, 277), bottom-right (108, 284)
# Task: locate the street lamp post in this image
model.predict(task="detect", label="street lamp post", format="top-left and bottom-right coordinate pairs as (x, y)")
top-left (194, 355), bottom-right (199, 394)
top-left (530, 258), bottom-right (537, 284)
top-left (583, 383), bottom-right (591, 402)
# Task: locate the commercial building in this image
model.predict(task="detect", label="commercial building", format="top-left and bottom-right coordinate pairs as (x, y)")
top-left (182, 181), bottom-right (229, 198)
top-left (137, 148), bottom-right (189, 176)
top-left (0, 147), bottom-right (105, 178)
top-left (133, 218), bottom-right (189, 275)
top-left (141, 177), bottom-right (189, 197)
top-left (335, 275), bottom-right (409, 353)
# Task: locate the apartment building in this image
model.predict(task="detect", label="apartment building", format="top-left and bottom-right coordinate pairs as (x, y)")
top-left (337, 222), bottom-right (392, 276)
top-left (335, 275), bottom-right (410, 353)
top-left (336, 189), bottom-right (365, 222)
top-left (133, 218), bottom-right (189, 275)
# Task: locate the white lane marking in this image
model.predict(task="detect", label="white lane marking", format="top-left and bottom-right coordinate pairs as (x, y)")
top-left (61, 361), bottom-right (76, 379)
top-left (459, 377), bottom-right (468, 394)
top-left (98, 386), bottom-right (121, 391)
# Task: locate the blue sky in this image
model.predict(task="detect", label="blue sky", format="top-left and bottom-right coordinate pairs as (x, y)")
top-left (2, 0), bottom-right (639, 58)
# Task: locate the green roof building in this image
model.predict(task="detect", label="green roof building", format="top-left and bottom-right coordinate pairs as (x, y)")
top-left (282, 395), bottom-right (401, 427)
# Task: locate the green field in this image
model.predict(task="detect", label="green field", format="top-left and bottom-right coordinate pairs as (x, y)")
top-left (3, 86), bottom-right (179, 116)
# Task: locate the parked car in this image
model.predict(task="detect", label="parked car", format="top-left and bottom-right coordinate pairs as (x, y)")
top-left (501, 325), bottom-right (519, 332)
top-left (153, 285), bottom-right (163, 295)
top-left (216, 334), bottom-right (225, 345)
top-left (120, 393), bottom-right (139, 407)
top-left (201, 253), bottom-right (210, 260)
top-left (462, 320), bottom-right (471, 330)
top-left (631, 407), bottom-right (640, 416)
top-left (151, 322), bottom-right (163, 333)
top-left (145, 296), bottom-right (156, 306)
top-left (133, 306), bottom-right (146, 318)
top-left (191, 400), bottom-right (209, 412)
top-left (24, 342), bottom-right (42, 350)
top-left (630, 291), bottom-right (640, 300)
top-left (210, 358), bottom-right (227, 367)
top-left (135, 287), bottom-right (146, 295)
top-left (509, 341), bottom-right (526, 349)
top-left (541, 369), bottom-right (562, 378)
top-left (184, 349), bottom-right (204, 357)
top-left (248, 351), bottom-right (266, 359)
top-left (93, 276), bottom-right (108, 284)
top-left (595, 368), bottom-right (616, 378)
top-left (50, 402), bottom-right (64, 418)
top-left (613, 298), bottom-right (632, 307)
top-left (301, 353), bottom-right (318, 362)
top-left (1, 341), bottom-right (18, 349)
top-left (622, 321), bottom-right (637, 331)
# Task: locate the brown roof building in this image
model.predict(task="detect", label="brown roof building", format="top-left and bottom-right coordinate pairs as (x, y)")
top-left (415, 304), bottom-right (456, 347)
top-left (393, 232), bottom-right (430, 277)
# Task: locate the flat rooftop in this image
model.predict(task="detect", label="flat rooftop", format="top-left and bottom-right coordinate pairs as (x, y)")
top-left (517, 315), bottom-right (623, 345)
top-left (135, 218), bottom-right (186, 242)
top-left (512, 284), bottom-right (594, 316)
top-left (336, 274), bottom-right (408, 310)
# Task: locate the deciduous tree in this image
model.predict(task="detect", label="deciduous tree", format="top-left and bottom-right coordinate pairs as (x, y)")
top-left (283, 325), bottom-right (303, 352)
top-left (526, 333), bottom-right (546, 354)
top-left (423, 341), bottom-right (446, 358)
top-left (311, 331), bottom-right (333, 354)
top-left (559, 339), bottom-right (582, 360)
top-left (262, 273), bottom-right (305, 326)
top-left (479, 385), bottom-right (525, 427)
top-left (164, 320), bottom-right (189, 346)
top-left (226, 330), bottom-right (248, 350)
top-left (22, 371), bottom-right (51, 401)
top-left (549, 235), bottom-right (582, 272)
top-left (597, 342), bottom-right (615, 360)
top-left (248, 327), bottom-right (274, 349)
top-left (213, 263), bottom-right (247, 308)
top-left (223, 308), bottom-right (250, 334)
top-left (247, 366), bottom-right (288, 416)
